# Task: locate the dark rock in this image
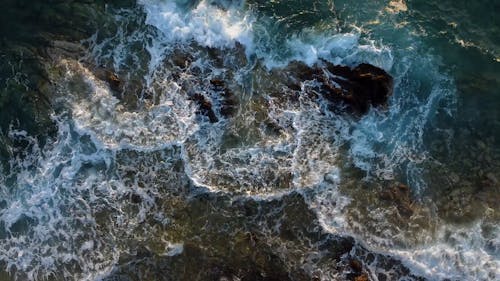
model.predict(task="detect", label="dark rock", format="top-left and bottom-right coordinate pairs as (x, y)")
top-left (311, 275), bottom-right (321, 281)
top-left (130, 193), bottom-right (142, 204)
top-left (349, 259), bottom-right (363, 273)
top-left (210, 79), bottom-right (225, 88)
top-left (346, 258), bottom-right (367, 281)
top-left (106, 72), bottom-right (122, 92)
top-left (91, 65), bottom-right (152, 110)
top-left (170, 49), bottom-right (193, 68)
top-left (93, 67), bottom-right (123, 93)
top-left (49, 40), bottom-right (86, 59)
top-left (377, 273), bottom-right (388, 281)
top-left (280, 60), bottom-right (393, 114)
top-left (190, 93), bottom-right (218, 123)
top-left (354, 273), bottom-right (369, 281)
top-left (352, 246), bottom-right (426, 281)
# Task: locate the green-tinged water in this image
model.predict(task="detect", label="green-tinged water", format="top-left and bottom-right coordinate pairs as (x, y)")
top-left (0, 1), bottom-right (498, 280)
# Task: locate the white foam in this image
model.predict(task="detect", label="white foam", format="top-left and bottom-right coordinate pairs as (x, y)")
top-left (0, 119), bottom-right (186, 280)
top-left (57, 58), bottom-right (198, 150)
top-left (162, 242), bottom-right (184, 257)
top-left (181, 84), bottom-right (351, 194)
top-left (139, 0), bottom-right (254, 51)
top-left (136, 0), bottom-right (393, 72)
top-left (270, 32), bottom-right (393, 70)
top-left (390, 222), bottom-right (500, 280)
top-left (304, 169), bottom-right (352, 235)
top-left (0, 125), bottom-right (117, 280)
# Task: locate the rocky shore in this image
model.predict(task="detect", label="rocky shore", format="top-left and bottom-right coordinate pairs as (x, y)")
top-left (5, 1), bottom-right (498, 280)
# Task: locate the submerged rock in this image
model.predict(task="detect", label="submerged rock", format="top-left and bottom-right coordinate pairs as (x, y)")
top-left (101, 192), bottom-right (425, 281)
top-left (380, 183), bottom-right (414, 217)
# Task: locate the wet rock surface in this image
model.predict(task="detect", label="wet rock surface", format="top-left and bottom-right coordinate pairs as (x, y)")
top-left (163, 45), bottom-right (393, 125)
top-left (278, 60), bottom-right (394, 114)
top-left (185, 78), bottom-right (239, 124)
top-left (189, 93), bottom-right (219, 123)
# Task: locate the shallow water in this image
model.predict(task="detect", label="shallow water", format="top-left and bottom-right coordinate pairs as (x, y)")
top-left (0, 0), bottom-right (499, 280)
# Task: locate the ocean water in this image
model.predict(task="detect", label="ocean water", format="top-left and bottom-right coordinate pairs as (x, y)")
top-left (0, 0), bottom-right (499, 280)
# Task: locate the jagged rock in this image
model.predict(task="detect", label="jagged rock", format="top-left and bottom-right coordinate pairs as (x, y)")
top-left (93, 67), bottom-right (123, 93)
top-left (129, 193), bottom-right (142, 204)
top-left (190, 93), bottom-right (218, 123)
top-left (194, 79), bottom-right (238, 120)
top-left (88, 64), bottom-right (147, 110)
top-left (106, 72), bottom-right (122, 92)
top-left (279, 59), bottom-right (393, 114)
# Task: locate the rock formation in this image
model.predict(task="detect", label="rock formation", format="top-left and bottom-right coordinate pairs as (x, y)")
top-left (280, 59), bottom-right (394, 114)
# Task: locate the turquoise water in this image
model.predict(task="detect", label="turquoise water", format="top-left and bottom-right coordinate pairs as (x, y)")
top-left (0, 0), bottom-right (499, 280)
